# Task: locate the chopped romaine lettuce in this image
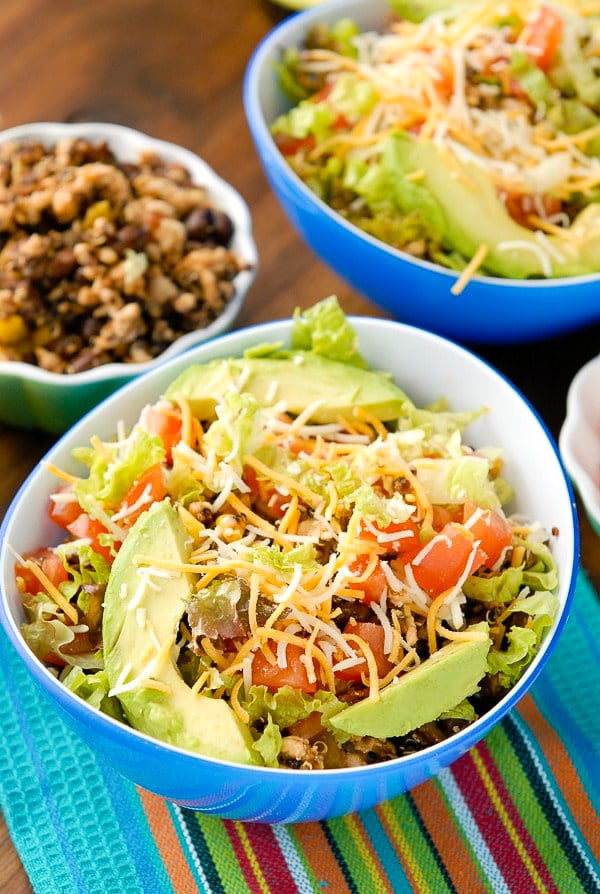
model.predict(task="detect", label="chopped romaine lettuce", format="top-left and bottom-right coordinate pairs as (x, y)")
top-left (291, 294), bottom-right (367, 367)
top-left (73, 428), bottom-right (165, 514)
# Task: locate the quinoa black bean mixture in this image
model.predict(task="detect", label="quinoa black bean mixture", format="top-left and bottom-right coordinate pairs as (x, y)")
top-left (0, 138), bottom-right (249, 373)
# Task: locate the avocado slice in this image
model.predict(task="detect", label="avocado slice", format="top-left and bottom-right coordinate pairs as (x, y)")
top-left (103, 500), bottom-right (258, 765)
top-left (384, 132), bottom-right (600, 279)
top-left (164, 353), bottom-right (410, 423)
top-left (388, 0), bottom-right (470, 23)
top-left (328, 625), bottom-right (491, 738)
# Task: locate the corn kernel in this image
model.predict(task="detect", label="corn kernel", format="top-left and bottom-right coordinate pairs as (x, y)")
top-left (214, 513), bottom-right (245, 543)
top-left (0, 314), bottom-right (28, 345)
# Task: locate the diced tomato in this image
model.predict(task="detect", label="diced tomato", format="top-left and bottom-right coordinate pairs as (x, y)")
top-left (502, 191), bottom-right (563, 229)
top-left (347, 553), bottom-right (388, 603)
top-left (431, 504), bottom-right (463, 532)
top-left (521, 5), bottom-right (564, 72)
top-left (251, 641), bottom-right (317, 693)
top-left (40, 651), bottom-right (67, 667)
top-left (463, 504), bottom-right (513, 568)
top-left (242, 463), bottom-right (292, 520)
top-left (335, 621), bottom-right (394, 681)
top-left (15, 547), bottom-right (70, 596)
top-left (358, 518), bottom-right (421, 559)
top-left (409, 523), bottom-right (485, 597)
top-left (243, 463), bottom-right (260, 495)
top-left (48, 484), bottom-right (83, 530)
top-left (287, 710), bottom-right (324, 740)
top-left (431, 52), bottom-right (454, 100)
top-left (142, 405), bottom-right (183, 462)
top-left (118, 464), bottom-right (167, 526)
top-left (273, 132), bottom-right (316, 157)
top-left (66, 513), bottom-right (114, 563)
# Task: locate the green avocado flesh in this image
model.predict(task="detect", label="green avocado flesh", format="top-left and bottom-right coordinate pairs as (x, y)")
top-left (385, 133), bottom-right (600, 279)
top-left (164, 353), bottom-right (409, 423)
top-left (103, 500), bottom-right (257, 765)
top-left (328, 626), bottom-right (491, 738)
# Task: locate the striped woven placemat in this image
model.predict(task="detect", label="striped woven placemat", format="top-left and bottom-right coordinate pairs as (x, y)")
top-left (1, 571), bottom-right (598, 894)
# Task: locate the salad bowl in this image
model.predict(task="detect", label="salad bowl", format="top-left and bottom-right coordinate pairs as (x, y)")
top-left (0, 310), bottom-right (578, 823)
top-left (244, 0), bottom-right (600, 344)
top-left (0, 121), bottom-right (257, 434)
top-left (559, 353), bottom-right (600, 535)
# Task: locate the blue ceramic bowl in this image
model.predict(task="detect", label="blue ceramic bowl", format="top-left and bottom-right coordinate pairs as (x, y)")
top-left (244, 0), bottom-right (600, 344)
top-left (0, 316), bottom-right (578, 822)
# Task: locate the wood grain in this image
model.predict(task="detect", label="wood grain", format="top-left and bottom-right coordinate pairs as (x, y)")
top-left (0, 1), bottom-right (598, 888)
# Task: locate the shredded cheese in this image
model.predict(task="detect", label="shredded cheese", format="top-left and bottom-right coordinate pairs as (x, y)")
top-left (451, 243), bottom-right (489, 295)
top-left (343, 632), bottom-right (380, 701)
top-left (23, 558), bottom-right (78, 624)
top-left (42, 462), bottom-right (78, 484)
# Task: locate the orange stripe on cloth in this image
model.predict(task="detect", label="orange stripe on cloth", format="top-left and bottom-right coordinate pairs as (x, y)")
top-left (411, 778), bottom-right (486, 891)
top-left (518, 694), bottom-right (600, 862)
top-left (137, 788), bottom-right (199, 894)
top-left (293, 822), bottom-right (354, 893)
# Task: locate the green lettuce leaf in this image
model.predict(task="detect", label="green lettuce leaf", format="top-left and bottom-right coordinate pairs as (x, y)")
top-left (165, 452), bottom-right (204, 505)
top-left (55, 542), bottom-right (111, 592)
top-left (272, 99), bottom-right (334, 143)
top-left (410, 455), bottom-right (502, 508)
top-left (439, 698), bottom-right (476, 722)
top-left (463, 565), bottom-right (524, 603)
top-left (291, 295), bottom-right (367, 367)
top-left (519, 538), bottom-right (559, 592)
top-left (488, 589), bottom-right (558, 687)
top-left (510, 50), bottom-right (550, 105)
top-left (61, 666), bottom-right (125, 720)
top-left (244, 684), bottom-right (344, 729)
top-left (252, 714), bottom-right (282, 768)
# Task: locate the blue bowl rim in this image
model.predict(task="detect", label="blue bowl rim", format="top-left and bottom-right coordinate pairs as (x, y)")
top-left (243, 0), bottom-right (600, 296)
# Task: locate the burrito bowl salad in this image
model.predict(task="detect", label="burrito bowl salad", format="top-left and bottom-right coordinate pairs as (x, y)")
top-left (12, 298), bottom-right (559, 769)
top-left (271, 0), bottom-right (600, 283)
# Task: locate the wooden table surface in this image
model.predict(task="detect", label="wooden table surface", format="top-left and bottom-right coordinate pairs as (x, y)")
top-left (0, 1), bottom-right (599, 890)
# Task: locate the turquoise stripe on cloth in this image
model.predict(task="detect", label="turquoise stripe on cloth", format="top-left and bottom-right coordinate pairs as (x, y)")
top-left (0, 571), bottom-right (599, 894)
top-left (0, 632), bottom-right (175, 894)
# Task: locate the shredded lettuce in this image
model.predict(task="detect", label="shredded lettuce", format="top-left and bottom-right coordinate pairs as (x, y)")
top-left (73, 428), bottom-right (165, 514)
top-left (241, 542), bottom-right (319, 574)
top-left (410, 455), bottom-right (502, 509)
top-left (21, 592), bottom-right (103, 670)
top-left (55, 542), bottom-right (111, 592)
top-left (203, 391), bottom-right (265, 478)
